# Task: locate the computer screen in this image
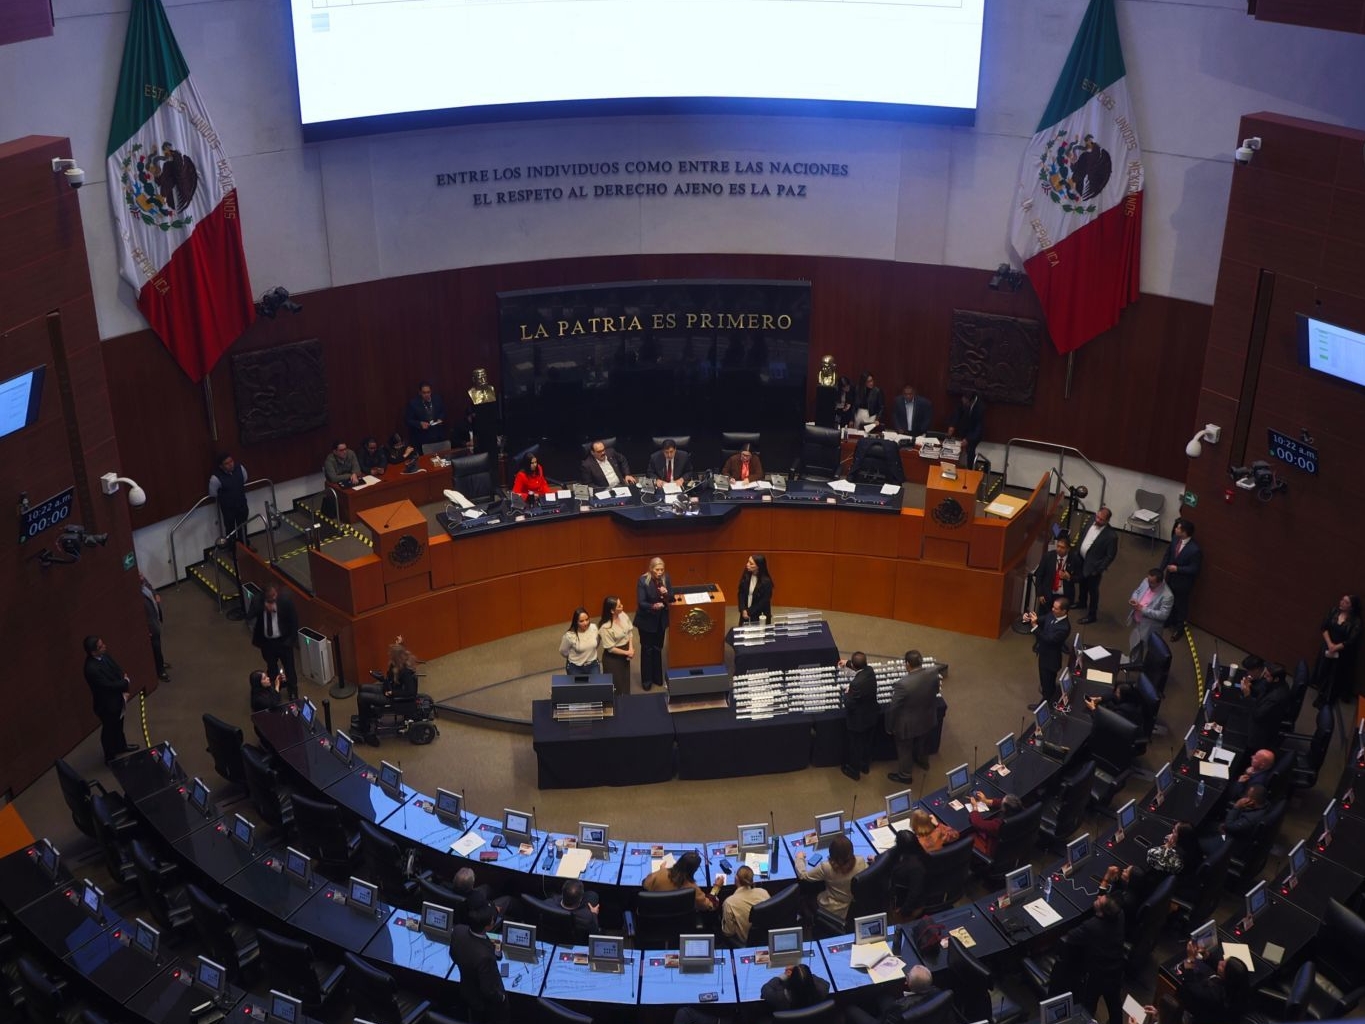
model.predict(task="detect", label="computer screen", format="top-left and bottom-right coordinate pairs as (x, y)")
top-left (188, 777), bottom-right (211, 815)
top-left (81, 881), bottom-right (103, 920)
top-left (159, 743), bottom-right (178, 775)
top-left (996, 733), bottom-right (1017, 765)
top-left (348, 877), bottom-right (378, 910)
top-left (1005, 864), bottom-right (1033, 896)
top-left (1034, 701), bottom-right (1051, 729)
top-left (504, 809), bottom-right (532, 837)
top-left (1183, 726), bottom-right (1198, 759)
top-left (738, 824), bottom-right (768, 849)
top-left (421, 902), bottom-right (454, 935)
top-left (300, 698), bottom-right (316, 729)
top-left (504, 923), bottom-right (535, 951)
top-left (1323, 799), bottom-right (1339, 833)
top-left (580, 822), bottom-right (609, 849)
top-left (854, 913), bottom-right (887, 944)
top-left (132, 919), bottom-right (160, 958)
top-left (770, 927), bottom-right (801, 953)
top-left (1190, 919), bottom-right (1218, 952)
top-left (815, 811), bottom-right (843, 837)
top-left (1245, 881), bottom-right (1268, 919)
top-left (1040, 992), bottom-right (1074, 1024)
top-left (284, 847), bottom-right (312, 887)
top-left (333, 730), bottom-right (354, 766)
top-left (0, 365), bottom-right (45, 440)
top-left (1059, 671), bottom-right (1075, 702)
top-left (36, 838), bottom-right (59, 880)
top-left (1116, 800), bottom-right (1137, 832)
top-left (590, 935), bottom-right (623, 961)
top-left (268, 990), bottom-right (302, 1024)
top-left (435, 788), bottom-right (463, 822)
top-left (1287, 840), bottom-right (1309, 877)
top-left (947, 764), bottom-right (972, 796)
top-left (378, 761), bottom-right (402, 793)
top-left (194, 956), bottom-right (227, 998)
top-left (1066, 833), bottom-right (1091, 869)
top-left (231, 814), bottom-right (254, 849)
top-left (1155, 763), bottom-right (1174, 795)
top-left (885, 790), bottom-right (913, 821)
top-left (681, 935), bottom-right (714, 960)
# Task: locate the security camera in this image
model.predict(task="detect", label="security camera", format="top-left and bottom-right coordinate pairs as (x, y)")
top-left (51, 157), bottom-right (85, 189)
top-left (1235, 137), bottom-right (1262, 165)
top-left (63, 524), bottom-right (108, 547)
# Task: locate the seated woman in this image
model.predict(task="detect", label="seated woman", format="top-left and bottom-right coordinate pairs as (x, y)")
top-left (249, 669), bottom-right (284, 712)
top-left (889, 830), bottom-right (928, 921)
top-left (1177, 948), bottom-right (1249, 1024)
top-left (511, 450), bottom-right (552, 499)
top-left (356, 638), bottom-right (419, 744)
top-left (385, 432), bottom-right (413, 464)
top-left (908, 808), bottom-right (960, 853)
top-left (736, 554), bottom-right (774, 624)
top-left (1147, 821), bottom-right (1201, 876)
top-left (642, 850), bottom-right (716, 912)
top-left (760, 963), bottom-right (830, 1013)
top-left (795, 834), bottom-right (867, 924)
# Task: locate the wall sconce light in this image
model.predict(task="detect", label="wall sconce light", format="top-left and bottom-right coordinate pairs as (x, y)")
top-left (1184, 423), bottom-right (1222, 458)
top-left (101, 472), bottom-right (147, 507)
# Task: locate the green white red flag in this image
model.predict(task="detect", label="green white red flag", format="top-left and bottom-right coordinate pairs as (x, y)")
top-left (106, 0), bottom-right (254, 382)
top-left (1008, 0), bottom-right (1143, 355)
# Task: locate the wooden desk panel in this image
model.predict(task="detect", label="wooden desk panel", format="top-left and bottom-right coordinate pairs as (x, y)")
top-left (456, 577), bottom-right (523, 647)
top-left (774, 552), bottom-right (836, 610)
top-left (832, 555), bottom-right (899, 618)
top-left (308, 548), bottom-right (384, 615)
top-left (834, 510), bottom-right (901, 557)
top-left (769, 506), bottom-right (836, 554)
top-left (579, 513), bottom-right (647, 564)
top-left (967, 521), bottom-right (1008, 570)
top-left (334, 459), bottom-right (447, 521)
top-left (897, 511), bottom-right (925, 560)
top-left (520, 565), bottom-right (585, 633)
top-left (579, 557), bottom-right (649, 614)
top-left (893, 561), bottom-right (1011, 638)
top-left (448, 526), bottom-right (525, 585)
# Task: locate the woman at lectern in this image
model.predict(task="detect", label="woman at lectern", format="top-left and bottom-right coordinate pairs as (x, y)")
top-left (636, 557), bottom-right (672, 691)
top-left (558, 607), bottom-right (599, 674)
top-left (512, 450), bottom-right (552, 500)
top-left (737, 554), bottom-right (774, 624)
top-left (597, 596), bottom-right (635, 697)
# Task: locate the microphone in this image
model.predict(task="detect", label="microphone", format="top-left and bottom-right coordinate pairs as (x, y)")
top-left (849, 794), bottom-right (857, 832)
top-left (461, 787), bottom-right (467, 826)
top-left (974, 745), bottom-right (979, 778)
top-left (770, 810), bottom-right (779, 864)
top-left (532, 805), bottom-right (537, 838)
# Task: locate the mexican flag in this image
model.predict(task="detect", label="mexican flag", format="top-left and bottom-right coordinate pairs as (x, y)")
top-left (106, 0), bottom-right (254, 383)
top-left (1007, 0), bottom-right (1143, 355)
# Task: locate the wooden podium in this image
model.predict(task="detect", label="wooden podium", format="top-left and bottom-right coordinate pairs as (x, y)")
top-left (668, 586), bottom-right (727, 670)
top-left (357, 500), bottom-right (432, 603)
top-left (921, 465), bottom-right (983, 564)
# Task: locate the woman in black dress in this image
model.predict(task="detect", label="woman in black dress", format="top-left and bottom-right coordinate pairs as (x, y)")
top-left (737, 554), bottom-right (774, 624)
top-left (249, 669), bottom-right (283, 712)
top-left (1313, 594), bottom-right (1361, 705)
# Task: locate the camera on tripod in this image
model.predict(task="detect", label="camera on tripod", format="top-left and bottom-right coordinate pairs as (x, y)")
top-left (58, 524), bottom-right (109, 559)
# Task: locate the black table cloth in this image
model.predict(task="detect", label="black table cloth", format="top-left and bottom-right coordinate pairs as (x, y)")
top-left (532, 694), bottom-right (676, 788)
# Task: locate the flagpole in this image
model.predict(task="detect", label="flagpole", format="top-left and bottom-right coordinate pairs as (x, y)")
top-left (203, 377), bottom-right (218, 441)
top-left (1064, 351), bottom-right (1075, 399)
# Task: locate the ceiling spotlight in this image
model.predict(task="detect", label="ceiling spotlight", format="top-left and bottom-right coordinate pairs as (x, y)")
top-left (255, 286), bottom-right (303, 319)
top-left (1184, 423), bottom-right (1222, 458)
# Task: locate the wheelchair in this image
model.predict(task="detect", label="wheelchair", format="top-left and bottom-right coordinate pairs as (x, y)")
top-left (350, 672), bottom-right (440, 746)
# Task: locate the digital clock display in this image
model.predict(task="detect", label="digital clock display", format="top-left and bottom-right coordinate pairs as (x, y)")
top-left (1267, 429), bottom-right (1319, 476)
top-left (19, 487), bottom-right (75, 543)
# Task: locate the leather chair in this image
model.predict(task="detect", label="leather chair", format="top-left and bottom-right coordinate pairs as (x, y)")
top-left (241, 743), bottom-right (293, 836)
top-left (1226, 798), bottom-right (1288, 890)
top-left (417, 876), bottom-right (469, 925)
top-left (256, 927), bottom-right (345, 1015)
top-left (920, 835), bottom-right (975, 911)
top-left (449, 451), bottom-right (497, 504)
top-left (773, 999), bottom-right (842, 1023)
top-left (888, 988), bottom-right (957, 1024)
top-left (947, 935), bottom-right (1025, 1023)
top-left (358, 818), bottom-right (425, 908)
top-left (90, 792), bottom-right (137, 887)
top-left (1124, 874), bottom-right (1176, 973)
top-left (971, 801), bottom-right (1044, 888)
top-left (15, 955), bottom-right (80, 1024)
top-left (848, 850), bottom-right (896, 920)
top-left (746, 884), bottom-right (800, 946)
top-left (627, 888), bottom-right (696, 949)
top-left (720, 431), bottom-right (761, 462)
top-left (129, 839), bottom-right (193, 934)
top-left (793, 424), bottom-right (842, 481)
top-left (202, 713), bottom-right (246, 788)
top-left (342, 951), bottom-right (431, 1024)
top-left (581, 438), bottom-right (619, 457)
top-left (1280, 661), bottom-right (1311, 735)
top-left (1266, 899), bottom-right (1365, 1020)
top-left (521, 893), bottom-right (578, 945)
top-left (1038, 758), bottom-right (1095, 852)
top-left (848, 437), bottom-right (904, 485)
top-left (55, 759), bottom-right (133, 842)
top-left (186, 883), bottom-right (260, 984)
top-left (1087, 706), bottom-right (1142, 808)
top-left (650, 435), bottom-right (691, 450)
top-left (1260, 751), bottom-right (1300, 804)
top-left (536, 996), bottom-right (594, 1023)
top-left (1171, 839), bottom-right (1233, 928)
top-left (290, 791), bottom-right (361, 876)
top-left (1142, 632), bottom-right (1173, 694)
top-left (1282, 703), bottom-right (1333, 790)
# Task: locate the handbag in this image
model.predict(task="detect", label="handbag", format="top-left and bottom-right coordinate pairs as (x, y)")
top-left (910, 916), bottom-right (946, 955)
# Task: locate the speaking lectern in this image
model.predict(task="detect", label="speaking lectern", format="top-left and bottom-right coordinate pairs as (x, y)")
top-left (921, 464), bottom-right (983, 565)
top-left (357, 500), bottom-right (432, 603)
top-left (668, 586), bottom-right (727, 670)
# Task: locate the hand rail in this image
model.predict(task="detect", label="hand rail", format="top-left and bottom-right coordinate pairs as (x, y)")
top-left (1000, 438), bottom-right (1106, 513)
top-left (168, 477), bottom-right (279, 582)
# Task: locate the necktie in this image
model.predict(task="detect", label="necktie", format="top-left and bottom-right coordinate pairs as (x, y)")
top-left (268, 610), bottom-right (277, 638)
top-left (741, 461), bottom-right (749, 481)
top-left (666, 459), bottom-right (673, 482)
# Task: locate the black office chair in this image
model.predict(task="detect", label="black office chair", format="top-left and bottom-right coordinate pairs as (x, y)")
top-left (449, 451), bottom-right (498, 505)
top-left (792, 424), bottom-right (842, 481)
top-left (920, 835), bottom-right (975, 911)
top-left (257, 927), bottom-right (345, 1015)
top-left (746, 884), bottom-right (800, 946)
top-left (848, 850), bottom-right (896, 920)
top-left (773, 999), bottom-right (841, 1023)
top-left (1283, 703), bottom-right (1333, 790)
top-left (971, 802), bottom-right (1044, 888)
top-left (1143, 632), bottom-right (1173, 694)
top-left (848, 437), bottom-right (904, 485)
top-left (358, 818), bottom-right (425, 908)
top-left (1124, 874), bottom-right (1176, 973)
top-left (1226, 797), bottom-right (1288, 890)
top-left (1283, 659), bottom-right (1311, 734)
top-left (203, 713), bottom-right (246, 788)
top-left (55, 758), bottom-right (133, 842)
top-left (418, 876), bottom-right (470, 924)
top-left (90, 792), bottom-right (137, 887)
top-left (129, 839), bottom-right (193, 934)
top-left (581, 437), bottom-right (619, 457)
top-left (1171, 838), bottom-right (1234, 928)
top-left (650, 435), bottom-right (691, 450)
top-left (290, 791), bottom-right (362, 877)
top-left (720, 431), bottom-right (761, 462)
top-left (536, 996), bottom-right (594, 1023)
top-left (947, 935), bottom-right (1026, 1024)
top-left (240, 743), bottom-right (293, 836)
top-left (519, 893), bottom-right (578, 945)
top-left (15, 955), bottom-right (82, 1024)
top-left (627, 888), bottom-right (697, 949)
top-left (1038, 758), bottom-right (1095, 852)
top-left (889, 988), bottom-right (957, 1024)
top-left (342, 951), bottom-right (431, 1024)
top-left (1265, 899), bottom-right (1365, 1020)
top-left (1087, 706), bottom-right (1142, 808)
top-left (186, 882), bottom-right (260, 984)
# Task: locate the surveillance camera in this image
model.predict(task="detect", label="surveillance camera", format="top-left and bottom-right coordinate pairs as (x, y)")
top-left (51, 157), bottom-right (85, 189)
top-left (1235, 137), bottom-right (1262, 165)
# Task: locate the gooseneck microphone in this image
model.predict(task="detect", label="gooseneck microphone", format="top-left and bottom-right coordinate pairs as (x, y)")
top-left (849, 794), bottom-right (857, 832)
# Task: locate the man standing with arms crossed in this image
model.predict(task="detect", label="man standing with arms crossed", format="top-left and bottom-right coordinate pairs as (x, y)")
top-left (1076, 507), bottom-right (1118, 625)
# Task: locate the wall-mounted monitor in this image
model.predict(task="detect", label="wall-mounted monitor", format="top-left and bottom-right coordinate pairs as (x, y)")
top-left (0, 365), bottom-right (45, 440)
top-left (1297, 313), bottom-right (1365, 393)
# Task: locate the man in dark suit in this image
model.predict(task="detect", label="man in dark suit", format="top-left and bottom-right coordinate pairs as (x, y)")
top-left (83, 636), bottom-right (137, 762)
top-left (1034, 534), bottom-right (1080, 610)
top-left (839, 651), bottom-right (880, 780)
top-left (404, 381), bottom-right (447, 452)
top-left (1076, 506), bottom-right (1119, 624)
top-left (1027, 597), bottom-right (1071, 704)
top-left (1052, 894), bottom-right (1127, 1024)
top-left (250, 584), bottom-right (300, 700)
top-left (886, 649), bottom-right (941, 784)
top-left (892, 384), bottom-right (933, 436)
top-left (947, 392), bottom-right (984, 467)
top-left (1243, 665), bottom-right (1292, 751)
top-left (1163, 517), bottom-right (1202, 638)
top-left (208, 452), bottom-right (251, 549)
top-left (139, 572), bottom-right (171, 682)
top-left (448, 905), bottom-right (509, 1023)
top-left (1199, 785), bottom-right (1268, 858)
top-left (580, 440), bottom-right (636, 488)
top-left (1225, 749), bottom-right (1274, 803)
top-left (646, 439), bottom-right (692, 483)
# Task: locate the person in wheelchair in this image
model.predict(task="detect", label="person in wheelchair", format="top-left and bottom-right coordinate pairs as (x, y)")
top-left (357, 638), bottom-right (419, 745)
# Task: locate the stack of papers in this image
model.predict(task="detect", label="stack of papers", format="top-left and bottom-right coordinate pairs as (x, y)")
top-left (866, 825), bottom-right (898, 853)
top-left (848, 941), bottom-right (891, 969)
top-left (1199, 760), bottom-right (1230, 779)
top-left (451, 833), bottom-right (484, 856)
top-left (650, 853), bottom-right (676, 874)
top-left (555, 848), bottom-right (592, 878)
top-left (1023, 899), bottom-right (1062, 927)
top-left (1222, 942), bottom-right (1254, 970)
top-left (682, 593), bottom-right (711, 605)
top-left (1131, 508), bottom-right (1161, 522)
top-left (880, 483), bottom-right (902, 496)
top-left (443, 489), bottom-right (474, 509)
top-left (827, 479), bottom-right (856, 494)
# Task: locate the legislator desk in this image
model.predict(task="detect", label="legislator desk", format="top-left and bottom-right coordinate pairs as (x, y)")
top-left (619, 840), bottom-right (710, 890)
top-left (1222, 890), bottom-right (1319, 971)
top-left (276, 731), bottom-right (360, 791)
top-left (251, 704), bottom-right (317, 754)
top-left (326, 765), bottom-right (417, 824)
top-left (732, 941), bottom-right (836, 1001)
top-left (1100, 811), bottom-right (1170, 867)
top-left (362, 908), bottom-right (458, 985)
top-left (532, 833), bottom-right (627, 897)
top-left (977, 746), bottom-right (1068, 799)
top-left (1275, 852), bottom-right (1363, 918)
top-left (132, 783), bottom-right (219, 845)
top-left (124, 960), bottom-right (246, 1024)
top-left (728, 621), bottom-right (840, 675)
top-left (1141, 773), bottom-right (1226, 829)
top-left (817, 933), bottom-right (919, 994)
top-left (639, 948), bottom-right (736, 1007)
top-left (532, 695), bottom-right (676, 789)
top-left (288, 879), bottom-right (392, 954)
top-left (540, 945), bottom-right (640, 1015)
top-left (673, 706), bottom-right (813, 779)
top-left (493, 936), bottom-right (557, 1002)
top-left (1309, 813), bottom-right (1365, 871)
top-left (0, 843), bottom-right (71, 912)
top-left (976, 878), bottom-right (1088, 948)
top-left (704, 838), bottom-right (796, 888)
top-left (380, 792), bottom-right (474, 856)
top-left (224, 846), bottom-right (319, 920)
top-left (332, 455), bottom-right (450, 521)
top-left (171, 817), bottom-right (263, 882)
top-left (111, 744), bottom-right (186, 802)
top-left (902, 902), bottom-right (1010, 974)
top-left (450, 817), bottom-right (547, 877)
top-left (918, 777), bottom-right (1005, 834)
top-left (781, 822), bottom-right (878, 868)
top-left (13, 883), bottom-right (117, 960)
top-left (65, 916), bottom-right (169, 1004)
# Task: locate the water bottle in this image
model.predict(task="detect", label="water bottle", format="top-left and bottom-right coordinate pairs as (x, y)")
top-left (1042, 874), bottom-right (1053, 901)
top-left (1214, 729), bottom-right (1223, 754)
top-left (1196, 779), bottom-right (1206, 802)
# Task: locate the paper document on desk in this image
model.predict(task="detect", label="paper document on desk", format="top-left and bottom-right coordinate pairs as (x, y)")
top-left (867, 955), bottom-right (906, 984)
top-left (1023, 899), bottom-right (1062, 927)
top-left (1210, 747), bottom-right (1236, 765)
top-left (443, 489), bottom-right (474, 509)
top-left (880, 483), bottom-right (902, 496)
top-left (1083, 645), bottom-right (1110, 661)
top-left (1199, 760), bottom-right (1230, 779)
top-left (848, 941), bottom-right (891, 969)
top-left (1222, 942), bottom-right (1254, 970)
top-left (451, 833), bottom-right (485, 856)
top-left (1088, 669), bottom-right (1113, 685)
top-left (730, 479), bottom-right (758, 490)
top-left (661, 481), bottom-right (683, 496)
top-left (743, 853), bottom-right (769, 874)
top-left (827, 479), bottom-right (856, 494)
top-left (555, 848), bottom-right (592, 878)
top-left (866, 825), bottom-right (898, 853)
top-left (351, 476), bottom-right (381, 490)
top-left (650, 854), bottom-right (676, 874)
top-left (462, 509), bottom-right (484, 520)
top-left (682, 593), bottom-right (711, 605)
top-left (985, 500), bottom-right (1019, 517)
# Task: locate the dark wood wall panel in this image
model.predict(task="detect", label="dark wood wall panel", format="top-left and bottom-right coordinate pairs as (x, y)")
top-left (1186, 114), bottom-right (1365, 683)
top-left (1250, 0), bottom-right (1365, 33)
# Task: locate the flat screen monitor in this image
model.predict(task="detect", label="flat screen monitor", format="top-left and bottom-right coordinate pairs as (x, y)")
top-left (737, 823), bottom-right (768, 853)
top-left (299, 697), bottom-right (316, 731)
top-left (1202, 685), bottom-right (1215, 720)
top-left (1189, 919), bottom-right (1218, 953)
top-left (188, 777), bottom-right (211, 816)
top-left (159, 742), bottom-right (178, 776)
top-left (1005, 864), bottom-right (1033, 899)
top-left (348, 876), bottom-right (380, 915)
top-left (230, 814), bottom-right (255, 850)
top-left (679, 933), bottom-right (715, 971)
top-left (332, 730), bottom-right (354, 767)
top-left (268, 990), bottom-right (302, 1024)
top-left (1183, 726), bottom-right (1198, 760)
top-left (885, 789), bottom-right (913, 824)
top-left (1116, 799), bottom-right (1137, 834)
top-left (420, 901), bottom-right (455, 941)
top-left (768, 926), bottom-right (803, 966)
top-left (193, 956), bottom-right (228, 1001)
top-left (1059, 669), bottom-right (1075, 704)
top-left (1040, 992), bottom-right (1074, 1024)
top-left (1322, 799), bottom-right (1339, 835)
top-left (1154, 762), bottom-right (1174, 796)
top-left (588, 933), bottom-right (624, 972)
top-left (502, 808), bottom-right (534, 844)
top-left (502, 922), bottom-right (538, 962)
top-left (35, 838), bottom-right (60, 881)
top-left (131, 918), bottom-right (160, 961)
top-left (814, 811), bottom-right (843, 849)
top-left (946, 763), bottom-right (972, 799)
top-left (1287, 840), bottom-right (1309, 878)
top-left (996, 733), bottom-right (1018, 767)
top-left (579, 822), bottom-right (610, 859)
top-left (434, 788), bottom-right (464, 826)
top-left (284, 847), bottom-right (313, 888)
top-left (1066, 833), bottom-right (1091, 871)
top-left (1034, 700), bottom-right (1052, 730)
top-left (853, 913), bottom-right (887, 945)
top-left (1245, 880), bottom-right (1269, 921)
top-left (0, 365), bottom-right (45, 440)
top-left (377, 760), bottom-right (403, 796)
top-left (80, 880), bottom-right (105, 921)
top-left (1297, 313), bottom-right (1365, 393)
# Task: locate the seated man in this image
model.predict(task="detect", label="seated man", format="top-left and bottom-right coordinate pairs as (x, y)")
top-left (846, 964), bottom-right (939, 1024)
top-left (720, 865), bottom-right (771, 944)
top-left (1198, 785), bottom-right (1268, 859)
top-left (968, 792), bottom-right (1023, 857)
top-left (1241, 663), bottom-right (1291, 751)
top-left (453, 866), bottom-right (513, 925)
top-left (721, 444), bottom-right (764, 482)
top-left (1226, 749), bottom-right (1274, 803)
top-left (580, 440), bottom-right (636, 488)
top-left (323, 439), bottom-right (362, 486)
top-left (1084, 681), bottom-right (1147, 729)
top-left (648, 439), bottom-right (693, 483)
top-left (559, 879), bottom-right (599, 943)
top-left (357, 435), bottom-right (388, 476)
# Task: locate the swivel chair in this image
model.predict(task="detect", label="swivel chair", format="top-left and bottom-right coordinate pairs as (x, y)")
top-left (581, 438), bottom-right (619, 457)
top-left (202, 713), bottom-right (246, 788)
top-left (1171, 839), bottom-right (1233, 928)
top-left (626, 888), bottom-right (696, 949)
top-left (90, 792), bottom-right (137, 887)
top-left (358, 818), bottom-right (426, 908)
top-left (1265, 899), bottom-right (1365, 1020)
top-left (289, 792), bottom-right (361, 877)
top-left (56, 758), bottom-right (133, 842)
top-left (650, 435), bottom-right (691, 450)
top-left (948, 935), bottom-right (1025, 1023)
top-left (773, 1000), bottom-right (841, 1023)
top-left (240, 743), bottom-right (293, 836)
top-left (847, 850), bottom-right (896, 921)
top-left (792, 425), bottom-right (842, 481)
top-left (15, 955), bottom-right (82, 1024)
top-left (1087, 707), bottom-right (1142, 808)
top-left (1038, 758), bottom-right (1095, 852)
top-left (129, 839), bottom-right (193, 934)
top-left (720, 431), bottom-right (762, 462)
top-left (418, 876), bottom-right (469, 925)
top-left (449, 451), bottom-right (497, 505)
top-left (746, 884), bottom-right (800, 946)
top-left (1282, 703), bottom-right (1333, 791)
top-left (520, 893), bottom-right (578, 945)
top-left (186, 882), bottom-right (260, 984)
top-left (536, 996), bottom-right (594, 1023)
top-left (920, 835), bottom-right (975, 911)
top-left (257, 928), bottom-right (345, 1015)
top-left (1124, 874), bottom-right (1176, 974)
top-left (971, 801), bottom-right (1044, 888)
top-left (888, 988), bottom-right (956, 1024)
top-left (848, 436), bottom-right (904, 485)
top-left (342, 951), bottom-right (431, 1024)
top-left (1226, 797), bottom-right (1288, 891)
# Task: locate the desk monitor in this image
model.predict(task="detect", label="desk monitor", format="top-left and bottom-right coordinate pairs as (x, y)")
top-left (1004, 864), bottom-right (1033, 899)
top-left (1189, 919), bottom-right (1218, 954)
top-left (230, 814), bottom-right (255, 851)
top-left (588, 933), bottom-right (625, 973)
top-left (853, 912), bottom-right (887, 945)
top-left (946, 763), bottom-right (972, 800)
top-left (1034, 700), bottom-right (1052, 731)
top-left (885, 789), bottom-right (913, 825)
top-left (814, 810), bottom-right (844, 849)
top-left (187, 776), bottom-right (212, 817)
top-left (1115, 799), bottom-right (1137, 834)
top-left (1065, 833), bottom-right (1091, 872)
top-left (348, 876), bottom-right (381, 916)
top-left (1201, 685), bottom-right (1215, 721)
top-left (996, 732), bottom-right (1018, 767)
top-left (80, 879), bottom-right (105, 922)
top-left (502, 922), bottom-right (538, 963)
top-left (377, 760), bottom-right (403, 798)
top-left (420, 901), bottom-right (455, 941)
top-left (284, 847), bottom-right (313, 888)
top-left (1040, 992), bottom-right (1074, 1024)
top-left (299, 697), bottom-right (317, 732)
top-left (268, 989), bottom-right (302, 1024)
top-left (159, 742), bottom-right (179, 777)
top-left (769, 926), bottom-right (803, 967)
top-left (35, 838), bottom-right (60, 881)
top-left (131, 918), bottom-right (160, 962)
top-left (577, 821), bottom-right (610, 860)
top-left (1154, 762), bottom-right (1174, 797)
top-left (1245, 880), bottom-right (1269, 923)
top-left (738, 822), bottom-right (769, 853)
top-left (679, 933), bottom-right (715, 972)
top-left (193, 955), bottom-right (229, 1005)
top-left (434, 788), bottom-right (464, 827)
top-left (1322, 798), bottom-right (1339, 836)
top-left (502, 808), bottom-right (534, 845)
top-left (1287, 839), bottom-right (1309, 879)
top-left (1058, 669), bottom-right (1075, 707)
top-left (332, 729), bottom-right (354, 767)
top-left (1182, 726), bottom-right (1199, 760)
